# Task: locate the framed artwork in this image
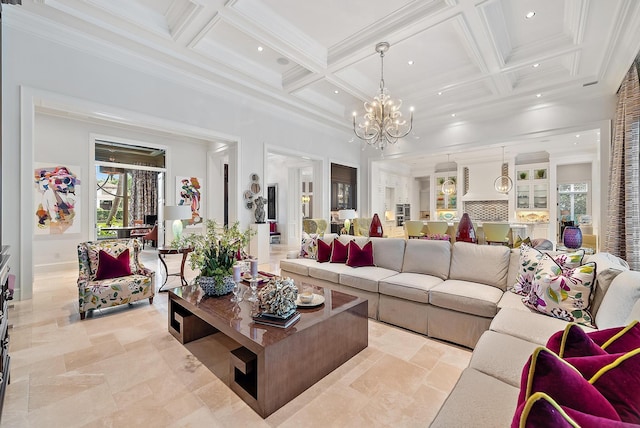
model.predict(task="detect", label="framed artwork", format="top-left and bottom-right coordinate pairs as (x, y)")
top-left (34, 164), bottom-right (81, 235)
top-left (267, 184), bottom-right (277, 221)
top-left (176, 176), bottom-right (203, 225)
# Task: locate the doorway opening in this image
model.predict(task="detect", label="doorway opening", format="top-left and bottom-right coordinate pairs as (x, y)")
top-left (94, 139), bottom-right (166, 241)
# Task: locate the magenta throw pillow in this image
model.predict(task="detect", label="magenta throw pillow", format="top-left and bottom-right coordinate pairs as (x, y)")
top-left (330, 239), bottom-right (348, 263)
top-left (346, 240), bottom-right (374, 268)
top-left (517, 347), bottom-right (620, 421)
top-left (95, 249), bottom-right (132, 280)
top-left (317, 239), bottom-right (332, 263)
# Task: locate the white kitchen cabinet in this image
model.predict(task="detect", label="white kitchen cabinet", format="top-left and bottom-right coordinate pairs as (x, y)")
top-left (516, 163), bottom-right (548, 210)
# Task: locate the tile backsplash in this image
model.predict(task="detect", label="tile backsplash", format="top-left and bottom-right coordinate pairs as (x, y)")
top-left (463, 200), bottom-right (509, 221)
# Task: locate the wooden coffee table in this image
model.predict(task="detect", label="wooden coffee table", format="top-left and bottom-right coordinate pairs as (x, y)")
top-left (167, 284), bottom-right (368, 418)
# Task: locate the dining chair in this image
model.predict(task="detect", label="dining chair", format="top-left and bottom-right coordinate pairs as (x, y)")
top-left (482, 222), bottom-right (510, 246)
top-left (426, 221), bottom-right (449, 235)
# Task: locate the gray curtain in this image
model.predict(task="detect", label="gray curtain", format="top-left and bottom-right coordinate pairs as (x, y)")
top-left (130, 170), bottom-right (158, 224)
top-left (604, 59), bottom-right (640, 269)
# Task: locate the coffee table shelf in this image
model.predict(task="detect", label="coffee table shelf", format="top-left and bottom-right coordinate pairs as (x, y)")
top-left (167, 284), bottom-right (367, 417)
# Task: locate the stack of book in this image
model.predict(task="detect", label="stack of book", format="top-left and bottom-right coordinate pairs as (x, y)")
top-left (252, 311), bottom-right (300, 328)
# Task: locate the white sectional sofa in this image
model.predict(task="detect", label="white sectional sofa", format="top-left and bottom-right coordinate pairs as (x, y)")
top-left (280, 233), bottom-right (638, 426)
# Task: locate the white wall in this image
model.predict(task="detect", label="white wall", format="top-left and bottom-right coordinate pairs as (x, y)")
top-left (557, 163), bottom-right (592, 183)
top-left (2, 20), bottom-right (357, 300)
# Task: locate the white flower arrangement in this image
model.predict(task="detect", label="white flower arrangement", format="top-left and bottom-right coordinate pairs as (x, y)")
top-left (258, 276), bottom-right (298, 317)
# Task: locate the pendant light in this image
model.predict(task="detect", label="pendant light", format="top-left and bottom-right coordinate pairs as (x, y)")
top-left (442, 154), bottom-right (456, 195)
top-left (494, 146), bottom-right (513, 194)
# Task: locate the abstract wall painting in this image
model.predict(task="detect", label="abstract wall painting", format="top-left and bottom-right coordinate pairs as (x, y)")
top-left (176, 176), bottom-right (202, 225)
top-left (34, 164), bottom-right (81, 235)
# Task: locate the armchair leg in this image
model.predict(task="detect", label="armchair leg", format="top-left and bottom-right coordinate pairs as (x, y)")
top-left (149, 297), bottom-right (154, 304)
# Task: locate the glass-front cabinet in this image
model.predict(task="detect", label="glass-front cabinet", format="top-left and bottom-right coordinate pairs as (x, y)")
top-left (516, 163), bottom-right (549, 210)
top-left (435, 173), bottom-right (457, 210)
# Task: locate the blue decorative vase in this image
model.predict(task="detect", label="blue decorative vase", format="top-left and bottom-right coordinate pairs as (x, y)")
top-left (563, 226), bottom-right (582, 249)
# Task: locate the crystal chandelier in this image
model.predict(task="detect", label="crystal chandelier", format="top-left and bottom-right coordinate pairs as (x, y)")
top-left (352, 42), bottom-right (414, 152)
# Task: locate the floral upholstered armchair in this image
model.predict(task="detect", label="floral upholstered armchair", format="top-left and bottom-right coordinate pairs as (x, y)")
top-left (77, 239), bottom-right (155, 319)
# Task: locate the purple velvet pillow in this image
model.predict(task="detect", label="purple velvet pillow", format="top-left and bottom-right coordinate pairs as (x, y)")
top-left (517, 347), bottom-right (620, 421)
top-left (513, 392), bottom-right (633, 428)
top-left (95, 249), bottom-right (132, 280)
top-left (546, 324), bottom-right (608, 358)
top-left (329, 239), bottom-right (348, 263)
top-left (316, 239), bottom-right (332, 263)
top-left (596, 321), bottom-right (640, 354)
top-left (346, 240), bottom-right (374, 268)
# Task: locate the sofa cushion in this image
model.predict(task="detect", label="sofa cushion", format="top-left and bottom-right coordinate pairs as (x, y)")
top-left (370, 237), bottom-right (406, 272)
top-left (346, 240), bottom-right (374, 268)
top-left (470, 331), bottom-right (540, 388)
top-left (95, 249), bottom-right (132, 280)
top-left (338, 266), bottom-right (397, 293)
top-left (279, 258), bottom-right (318, 276)
top-left (449, 242), bottom-right (510, 290)
top-left (430, 279), bottom-right (504, 318)
top-left (308, 262), bottom-right (353, 283)
top-left (596, 270), bottom-right (640, 330)
top-left (430, 368), bottom-right (519, 428)
top-left (523, 255), bottom-right (596, 327)
top-left (498, 289), bottom-right (531, 311)
top-left (490, 308), bottom-right (596, 345)
top-left (378, 272), bottom-right (443, 303)
top-left (517, 347), bottom-right (620, 421)
top-left (401, 239), bottom-right (451, 279)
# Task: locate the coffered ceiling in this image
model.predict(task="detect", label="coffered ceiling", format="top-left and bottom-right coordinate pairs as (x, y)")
top-left (13, 0), bottom-right (640, 150)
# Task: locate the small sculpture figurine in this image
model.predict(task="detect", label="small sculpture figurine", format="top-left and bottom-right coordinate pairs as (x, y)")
top-left (254, 196), bottom-right (267, 223)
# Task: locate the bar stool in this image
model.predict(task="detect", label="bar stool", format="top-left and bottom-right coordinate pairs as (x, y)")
top-left (482, 222), bottom-right (510, 246)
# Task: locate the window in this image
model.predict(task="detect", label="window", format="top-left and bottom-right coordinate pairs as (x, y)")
top-left (558, 182), bottom-right (588, 222)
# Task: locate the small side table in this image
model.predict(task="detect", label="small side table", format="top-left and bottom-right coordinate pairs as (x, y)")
top-left (157, 246), bottom-right (193, 291)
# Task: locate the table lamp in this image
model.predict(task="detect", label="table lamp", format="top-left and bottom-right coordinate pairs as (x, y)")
top-left (164, 205), bottom-right (192, 240)
top-left (338, 209), bottom-right (356, 234)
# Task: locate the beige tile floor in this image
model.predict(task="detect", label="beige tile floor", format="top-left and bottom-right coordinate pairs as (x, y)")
top-left (1, 244), bottom-right (470, 427)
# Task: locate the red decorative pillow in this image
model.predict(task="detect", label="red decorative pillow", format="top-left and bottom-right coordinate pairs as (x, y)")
top-left (346, 240), bottom-right (374, 268)
top-left (330, 239), bottom-right (348, 263)
top-left (95, 249), bottom-right (132, 280)
top-left (317, 239), bottom-right (332, 263)
top-left (517, 347), bottom-right (620, 421)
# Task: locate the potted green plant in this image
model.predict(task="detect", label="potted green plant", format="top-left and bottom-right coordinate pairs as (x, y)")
top-left (173, 220), bottom-right (254, 296)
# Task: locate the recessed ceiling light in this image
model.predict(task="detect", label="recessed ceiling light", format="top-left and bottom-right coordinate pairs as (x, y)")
top-left (536, 93), bottom-right (542, 98)
top-left (532, 63), bottom-right (540, 68)
top-left (525, 11), bottom-right (536, 19)
top-left (451, 113), bottom-right (456, 117)
top-left (257, 46), bottom-right (264, 52)
top-left (334, 90), bottom-right (339, 94)
top-left (575, 134), bottom-right (580, 138)
top-left (437, 92), bottom-right (443, 96)
top-left (408, 60), bottom-right (414, 65)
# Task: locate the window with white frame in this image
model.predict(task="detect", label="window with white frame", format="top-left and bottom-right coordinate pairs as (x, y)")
top-left (558, 182), bottom-right (589, 223)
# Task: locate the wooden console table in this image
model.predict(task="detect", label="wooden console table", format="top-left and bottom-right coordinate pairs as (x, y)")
top-left (167, 284), bottom-right (367, 417)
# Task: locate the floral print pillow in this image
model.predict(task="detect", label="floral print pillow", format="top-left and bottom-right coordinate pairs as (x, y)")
top-left (512, 244), bottom-right (585, 296)
top-left (522, 254), bottom-right (596, 327)
top-left (300, 233), bottom-right (319, 259)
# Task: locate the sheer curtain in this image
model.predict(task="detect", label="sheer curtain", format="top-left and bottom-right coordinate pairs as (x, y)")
top-left (604, 59), bottom-right (640, 269)
top-left (130, 169), bottom-right (158, 224)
